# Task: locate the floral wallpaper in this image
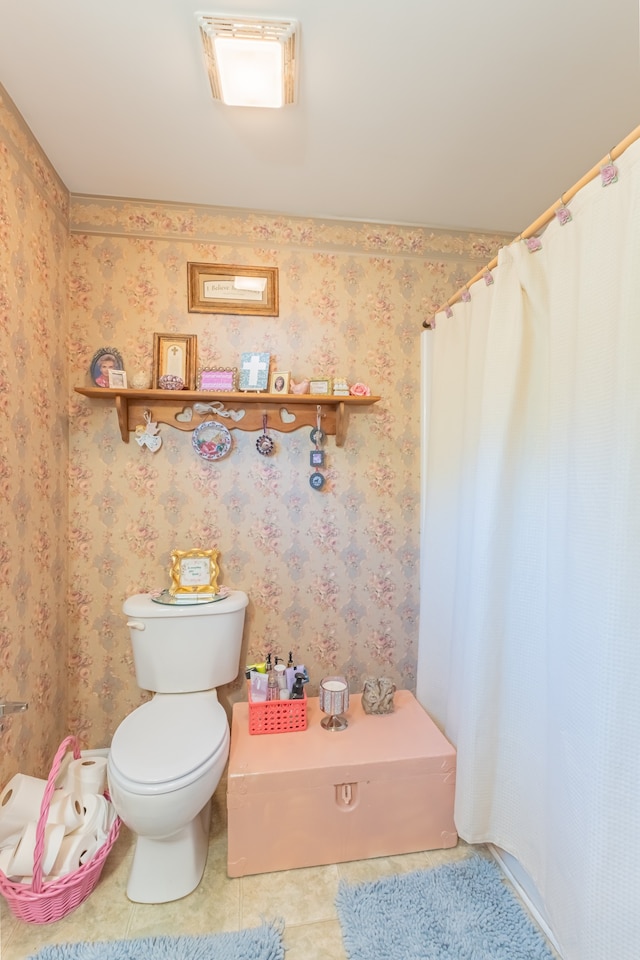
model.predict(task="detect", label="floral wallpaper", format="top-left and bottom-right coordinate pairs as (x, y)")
top-left (0, 85), bottom-right (70, 785)
top-left (0, 82), bottom-right (512, 784)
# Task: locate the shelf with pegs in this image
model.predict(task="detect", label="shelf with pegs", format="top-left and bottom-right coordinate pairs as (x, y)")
top-left (73, 388), bottom-right (380, 447)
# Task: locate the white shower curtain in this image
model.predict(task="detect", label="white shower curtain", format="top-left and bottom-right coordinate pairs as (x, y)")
top-left (418, 138), bottom-right (640, 960)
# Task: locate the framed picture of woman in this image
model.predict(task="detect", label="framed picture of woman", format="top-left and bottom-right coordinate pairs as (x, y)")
top-left (90, 348), bottom-right (125, 387)
top-left (270, 371), bottom-right (290, 394)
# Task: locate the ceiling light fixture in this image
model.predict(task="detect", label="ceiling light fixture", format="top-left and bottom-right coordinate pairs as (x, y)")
top-left (196, 14), bottom-right (299, 108)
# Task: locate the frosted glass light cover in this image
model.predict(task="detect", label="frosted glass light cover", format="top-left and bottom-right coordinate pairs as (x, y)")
top-left (214, 37), bottom-right (283, 107)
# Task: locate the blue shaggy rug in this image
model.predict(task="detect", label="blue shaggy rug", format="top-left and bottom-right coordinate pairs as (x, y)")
top-left (336, 854), bottom-right (555, 960)
top-left (27, 921), bottom-right (284, 960)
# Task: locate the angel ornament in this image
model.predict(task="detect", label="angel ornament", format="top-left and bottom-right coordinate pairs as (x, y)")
top-left (135, 411), bottom-right (162, 453)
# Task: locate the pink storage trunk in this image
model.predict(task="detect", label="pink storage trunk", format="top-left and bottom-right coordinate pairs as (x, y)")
top-left (227, 690), bottom-right (457, 877)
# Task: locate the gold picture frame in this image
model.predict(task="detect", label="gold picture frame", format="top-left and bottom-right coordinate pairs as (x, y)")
top-left (309, 378), bottom-right (333, 395)
top-left (153, 334), bottom-right (197, 389)
top-left (169, 548), bottom-right (220, 595)
top-left (270, 371), bottom-right (290, 394)
top-left (188, 262), bottom-right (279, 317)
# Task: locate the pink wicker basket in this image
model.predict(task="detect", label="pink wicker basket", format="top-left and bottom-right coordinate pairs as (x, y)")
top-left (0, 736), bottom-right (121, 924)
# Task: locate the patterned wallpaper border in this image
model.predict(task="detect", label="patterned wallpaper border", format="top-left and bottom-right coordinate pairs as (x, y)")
top-left (70, 195), bottom-right (514, 262)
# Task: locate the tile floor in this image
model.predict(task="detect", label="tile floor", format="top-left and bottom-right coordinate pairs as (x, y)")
top-left (0, 778), bottom-right (559, 960)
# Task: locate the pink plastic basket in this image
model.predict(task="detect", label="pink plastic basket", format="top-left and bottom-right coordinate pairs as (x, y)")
top-left (0, 736), bottom-right (121, 924)
top-left (247, 683), bottom-right (307, 735)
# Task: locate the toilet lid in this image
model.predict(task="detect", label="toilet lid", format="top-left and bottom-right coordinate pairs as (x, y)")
top-left (110, 693), bottom-right (228, 786)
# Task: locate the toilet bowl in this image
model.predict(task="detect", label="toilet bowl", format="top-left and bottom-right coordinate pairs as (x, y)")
top-left (108, 691), bottom-right (229, 903)
top-left (108, 589), bottom-right (248, 903)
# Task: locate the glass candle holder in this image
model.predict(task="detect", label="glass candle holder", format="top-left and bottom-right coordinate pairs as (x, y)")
top-left (319, 676), bottom-right (350, 731)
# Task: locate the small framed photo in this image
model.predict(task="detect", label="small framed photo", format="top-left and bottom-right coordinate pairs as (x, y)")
top-left (270, 371), bottom-right (290, 394)
top-left (309, 378), bottom-right (333, 395)
top-left (153, 334), bottom-right (197, 389)
top-left (198, 367), bottom-right (237, 391)
top-left (169, 548), bottom-right (220, 596)
top-left (188, 262), bottom-right (279, 316)
top-left (90, 347), bottom-right (124, 387)
top-left (310, 450), bottom-right (325, 467)
top-left (239, 352), bottom-right (270, 392)
top-left (107, 369), bottom-right (128, 389)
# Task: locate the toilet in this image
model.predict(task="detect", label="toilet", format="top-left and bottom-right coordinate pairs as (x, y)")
top-left (107, 589), bottom-right (248, 903)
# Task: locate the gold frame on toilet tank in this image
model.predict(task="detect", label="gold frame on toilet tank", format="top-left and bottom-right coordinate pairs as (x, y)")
top-left (169, 548), bottom-right (220, 595)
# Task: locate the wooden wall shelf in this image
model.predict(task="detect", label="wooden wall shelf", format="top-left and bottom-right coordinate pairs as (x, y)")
top-left (74, 388), bottom-right (380, 447)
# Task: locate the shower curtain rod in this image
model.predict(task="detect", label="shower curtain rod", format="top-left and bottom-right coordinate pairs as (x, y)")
top-left (424, 123), bottom-right (640, 328)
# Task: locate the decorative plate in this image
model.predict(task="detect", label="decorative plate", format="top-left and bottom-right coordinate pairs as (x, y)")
top-left (192, 420), bottom-right (232, 461)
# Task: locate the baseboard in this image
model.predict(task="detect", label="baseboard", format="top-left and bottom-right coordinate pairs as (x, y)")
top-left (488, 845), bottom-right (564, 958)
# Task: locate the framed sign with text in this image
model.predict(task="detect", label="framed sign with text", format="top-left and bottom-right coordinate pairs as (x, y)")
top-left (188, 263), bottom-right (279, 317)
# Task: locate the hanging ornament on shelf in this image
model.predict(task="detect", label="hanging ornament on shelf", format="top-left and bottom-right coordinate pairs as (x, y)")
top-left (309, 405), bottom-right (326, 491)
top-left (256, 414), bottom-right (275, 456)
top-left (135, 410), bottom-right (162, 453)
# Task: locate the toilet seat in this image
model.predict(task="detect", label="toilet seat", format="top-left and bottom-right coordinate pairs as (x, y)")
top-left (109, 692), bottom-right (229, 796)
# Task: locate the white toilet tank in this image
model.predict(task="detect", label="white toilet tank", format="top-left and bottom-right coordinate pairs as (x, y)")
top-left (123, 590), bottom-right (248, 693)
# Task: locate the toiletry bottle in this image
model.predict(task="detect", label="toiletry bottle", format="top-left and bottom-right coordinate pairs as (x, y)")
top-left (285, 665), bottom-right (295, 694)
top-left (267, 665), bottom-right (279, 701)
top-left (267, 653), bottom-right (280, 700)
top-left (291, 672), bottom-right (305, 699)
top-left (285, 651), bottom-right (296, 692)
top-left (274, 662), bottom-right (288, 694)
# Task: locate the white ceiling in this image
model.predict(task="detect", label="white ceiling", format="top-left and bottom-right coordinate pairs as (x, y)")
top-left (0, 0), bottom-right (638, 234)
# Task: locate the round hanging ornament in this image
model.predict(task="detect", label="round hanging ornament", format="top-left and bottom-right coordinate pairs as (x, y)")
top-left (256, 415), bottom-right (275, 456)
top-left (310, 471), bottom-right (326, 490)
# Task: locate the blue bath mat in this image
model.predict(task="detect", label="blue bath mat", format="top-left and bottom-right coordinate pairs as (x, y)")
top-left (336, 854), bottom-right (555, 959)
top-left (27, 921), bottom-right (284, 960)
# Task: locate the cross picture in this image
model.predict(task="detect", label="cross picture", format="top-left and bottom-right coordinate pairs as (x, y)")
top-left (239, 352), bottom-right (270, 391)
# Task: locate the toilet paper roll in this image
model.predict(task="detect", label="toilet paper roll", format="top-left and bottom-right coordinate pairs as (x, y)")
top-left (64, 757), bottom-right (107, 796)
top-left (0, 774), bottom-right (48, 835)
top-left (9, 821), bottom-right (65, 878)
top-left (78, 834), bottom-right (104, 867)
top-left (0, 845), bottom-right (16, 876)
top-left (47, 790), bottom-right (84, 832)
top-left (0, 812), bottom-right (25, 848)
top-left (47, 832), bottom-right (94, 879)
top-left (102, 803), bottom-right (117, 836)
top-left (71, 794), bottom-right (110, 837)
